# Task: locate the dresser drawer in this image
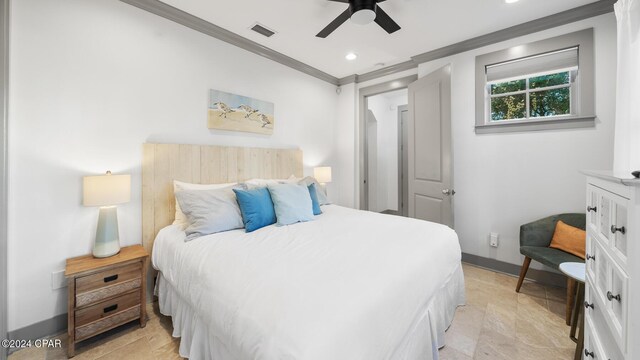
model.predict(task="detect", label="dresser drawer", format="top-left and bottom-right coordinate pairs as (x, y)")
top-left (610, 199), bottom-right (628, 268)
top-left (592, 240), bottom-right (609, 305)
top-left (586, 232), bottom-right (597, 282)
top-left (587, 185), bottom-right (600, 233)
top-left (75, 304), bottom-right (141, 341)
top-left (586, 278), bottom-right (610, 348)
top-left (75, 263), bottom-right (142, 307)
top-left (608, 260), bottom-right (628, 351)
top-left (585, 316), bottom-right (609, 360)
top-left (76, 262), bottom-right (141, 294)
top-left (586, 282), bottom-right (625, 360)
top-left (598, 191), bottom-right (614, 247)
top-left (75, 291), bottom-right (140, 327)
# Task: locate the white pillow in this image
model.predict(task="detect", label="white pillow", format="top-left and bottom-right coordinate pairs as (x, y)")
top-left (297, 176), bottom-right (330, 205)
top-left (173, 181), bottom-right (236, 226)
top-left (175, 187), bottom-right (244, 241)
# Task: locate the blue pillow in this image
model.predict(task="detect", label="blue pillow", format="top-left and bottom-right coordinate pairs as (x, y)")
top-left (267, 183), bottom-right (315, 226)
top-left (233, 187), bottom-right (277, 232)
top-left (307, 183), bottom-right (322, 215)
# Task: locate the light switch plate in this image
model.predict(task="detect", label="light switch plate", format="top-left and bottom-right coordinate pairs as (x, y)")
top-left (51, 270), bottom-right (67, 290)
top-left (490, 233), bottom-right (499, 247)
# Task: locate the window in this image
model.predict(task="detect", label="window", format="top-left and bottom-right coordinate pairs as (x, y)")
top-left (475, 29), bottom-right (595, 133)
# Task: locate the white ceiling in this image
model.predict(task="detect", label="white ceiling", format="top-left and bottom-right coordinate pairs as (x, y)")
top-left (160, 0), bottom-right (599, 78)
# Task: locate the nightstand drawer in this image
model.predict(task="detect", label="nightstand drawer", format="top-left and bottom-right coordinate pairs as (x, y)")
top-left (76, 277), bottom-right (141, 308)
top-left (75, 291), bottom-right (140, 327)
top-left (76, 262), bottom-right (141, 294)
top-left (75, 304), bottom-right (141, 341)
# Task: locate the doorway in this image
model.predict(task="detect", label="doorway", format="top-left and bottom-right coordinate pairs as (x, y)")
top-left (365, 89), bottom-right (408, 215)
top-left (358, 66), bottom-right (453, 227)
top-left (359, 76), bottom-right (417, 215)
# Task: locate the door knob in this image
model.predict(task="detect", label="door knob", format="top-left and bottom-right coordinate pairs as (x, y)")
top-left (442, 189), bottom-right (456, 196)
top-left (611, 225), bottom-right (626, 235)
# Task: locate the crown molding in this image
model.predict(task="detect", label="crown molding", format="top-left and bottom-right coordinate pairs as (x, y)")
top-left (120, 0), bottom-right (615, 87)
top-left (410, 0), bottom-right (616, 64)
top-left (119, 0), bottom-right (340, 85)
top-left (339, 60), bottom-right (416, 86)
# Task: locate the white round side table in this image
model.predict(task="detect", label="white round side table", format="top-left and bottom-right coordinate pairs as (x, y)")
top-left (560, 262), bottom-right (586, 360)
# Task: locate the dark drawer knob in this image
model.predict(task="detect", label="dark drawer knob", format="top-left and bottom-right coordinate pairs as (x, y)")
top-left (584, 301), bottom-right (594, 309)
top-left (611, 225), bottom-right (626, 235)
top-left (103, 304), bottom-right (118, 313)
top-left (607, 291), bottom-right (621, 302)
top-left (103, 274), bottom-right (119, 283)
top-left (586, 254), bottom-right (595, 261)
top-left (584, 349), bottom-right (594, 358)
top-left (587, 206), bottom-right (597, 213)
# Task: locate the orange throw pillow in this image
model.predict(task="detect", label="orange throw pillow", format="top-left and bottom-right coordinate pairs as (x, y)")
top-left (549, 220), bottom-right (586, 259)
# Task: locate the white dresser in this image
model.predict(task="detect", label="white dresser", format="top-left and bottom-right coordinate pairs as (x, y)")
top-left (583, 171), bottom-right (640, 360)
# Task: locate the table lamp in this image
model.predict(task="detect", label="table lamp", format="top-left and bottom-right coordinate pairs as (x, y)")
top-left (83, 171), bottom-right (131, 258)
top-left (314, 166), bottom-right (332, 194)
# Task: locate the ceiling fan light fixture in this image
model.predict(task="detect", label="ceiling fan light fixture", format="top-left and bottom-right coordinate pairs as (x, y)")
top-left (350, 9), bottom-right (376, 25)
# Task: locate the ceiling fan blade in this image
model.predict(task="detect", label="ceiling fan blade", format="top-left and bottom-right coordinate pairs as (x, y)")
top-left (316, 8), bottom-right (351, 38)
top-left (374, 6), bottom-right (401, 34)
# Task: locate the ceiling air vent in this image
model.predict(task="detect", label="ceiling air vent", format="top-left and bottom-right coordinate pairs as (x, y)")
top-left (250, 23), bottom-right (276, 38)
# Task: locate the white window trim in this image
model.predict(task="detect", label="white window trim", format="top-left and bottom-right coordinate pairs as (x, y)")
top-left (475, 29), bottom-right (595, 134)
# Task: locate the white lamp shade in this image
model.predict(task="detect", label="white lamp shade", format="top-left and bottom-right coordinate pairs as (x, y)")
top-left (83, 173), bottom-right (131, 207)
top-left (314, 167), bottom-right (332, 183)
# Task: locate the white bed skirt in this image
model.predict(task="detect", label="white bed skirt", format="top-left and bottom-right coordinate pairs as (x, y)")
top-left (155, 263), bottom-right (465, 360)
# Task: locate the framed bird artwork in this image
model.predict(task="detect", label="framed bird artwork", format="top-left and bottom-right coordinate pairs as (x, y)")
top-left (208, 89), bottom-right (275, 135)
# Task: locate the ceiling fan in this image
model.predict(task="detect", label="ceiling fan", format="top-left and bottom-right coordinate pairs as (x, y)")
top-left (316, 0), bottom-right (401, 38)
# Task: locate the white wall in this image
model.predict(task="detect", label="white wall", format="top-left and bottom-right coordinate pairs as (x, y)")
top-left (8, 0), bottom-right (339, 331)
top-left (418, 14), bottom-right (616, 269)
top-left (333, 83), bottom-right (357, 208)
top-left (339, 14), bottom-right (617, 271)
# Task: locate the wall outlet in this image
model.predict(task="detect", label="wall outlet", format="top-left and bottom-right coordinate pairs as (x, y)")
top-left (490, 233), bottom-right (499, 247)
top-left (51, 270), bottom-right (67, 290)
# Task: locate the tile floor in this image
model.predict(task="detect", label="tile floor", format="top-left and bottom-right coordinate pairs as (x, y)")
top-left (9, 263), bottom-right (577, 360)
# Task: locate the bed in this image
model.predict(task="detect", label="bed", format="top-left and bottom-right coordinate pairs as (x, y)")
top-left (142, 143), bottom-right (465, 360)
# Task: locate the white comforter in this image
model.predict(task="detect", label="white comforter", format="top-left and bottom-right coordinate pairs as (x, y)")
top-left (152, 205), bottom-right (462, 360)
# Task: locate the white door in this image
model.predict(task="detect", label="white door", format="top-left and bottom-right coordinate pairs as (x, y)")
top-left (407, 65), bottom-right (453, 227)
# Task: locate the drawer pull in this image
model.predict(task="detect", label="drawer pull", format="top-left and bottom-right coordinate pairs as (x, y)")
top-left (607, 291), bottom-right (621, 302)
top-left (610, 225), bottom-right (626, 235)
top-left (584, 349), bottom-right (594, 358)
top-left (584, 301), bottom-right (594, 309)
top-left (103, 304), bottom-right (118, 313)
top-left (586, 254), bottom-right (595, 261)
top-left (587, 206), bottom-right (597, 213)
top-left (103, 274), bottom-right (119, 283)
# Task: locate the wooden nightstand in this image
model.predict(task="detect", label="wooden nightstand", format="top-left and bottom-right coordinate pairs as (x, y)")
top-left (65, 245), bottom-right (148, 358)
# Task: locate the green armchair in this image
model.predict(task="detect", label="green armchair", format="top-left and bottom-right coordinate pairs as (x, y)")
top-left (516, 213), bottom-right (586, 324)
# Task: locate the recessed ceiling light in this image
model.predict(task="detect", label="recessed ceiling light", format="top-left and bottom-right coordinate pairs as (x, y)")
top-left (345, 53), bottom-right (358, 61)
top-left (505, 0), bottom-right (519, 3)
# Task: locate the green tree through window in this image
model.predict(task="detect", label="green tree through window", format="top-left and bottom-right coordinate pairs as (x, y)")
top-left (490, 71), bottom-right (572, 121)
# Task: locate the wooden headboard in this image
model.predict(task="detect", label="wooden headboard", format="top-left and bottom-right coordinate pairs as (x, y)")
top-left (142, 143), bottom-right (303, 254)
